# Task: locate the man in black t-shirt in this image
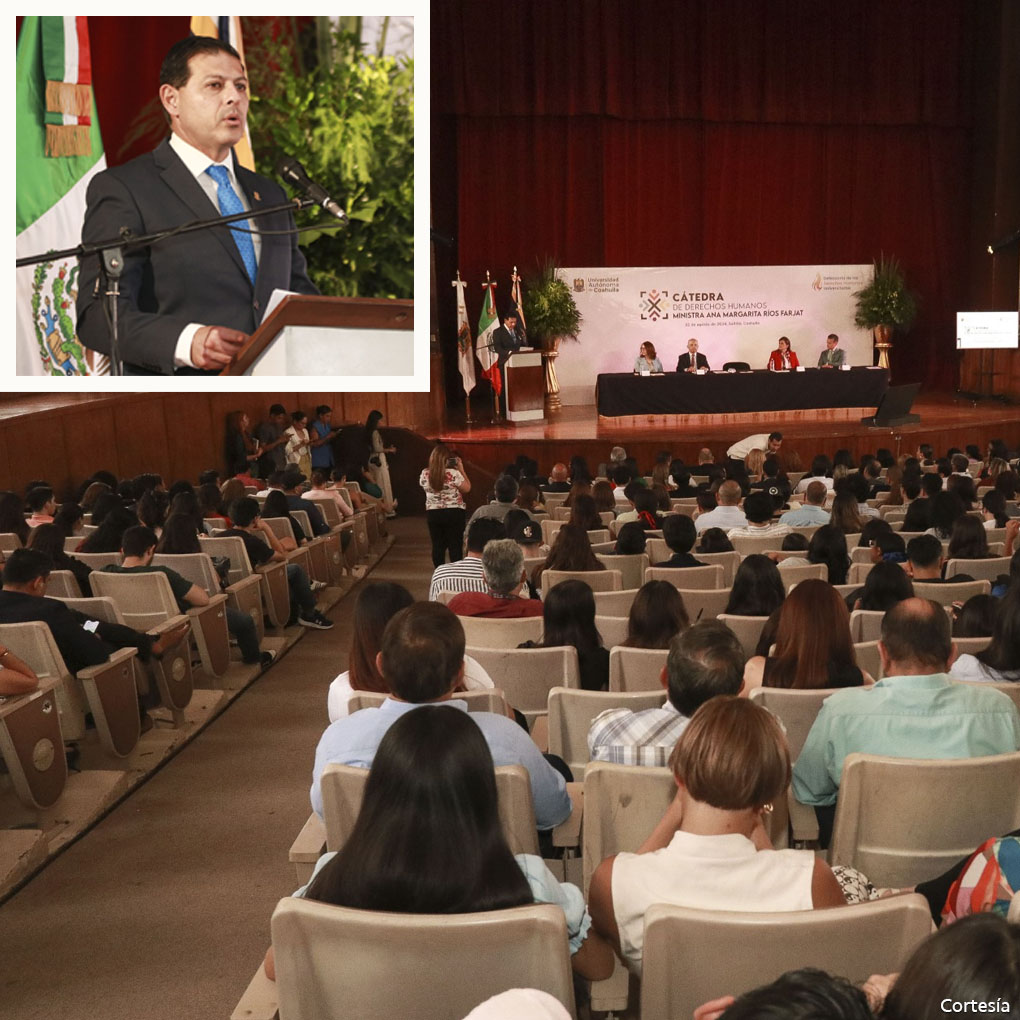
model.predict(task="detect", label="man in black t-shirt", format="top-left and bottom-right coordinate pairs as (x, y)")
top-left (223, 498), bottom-right (333, 629)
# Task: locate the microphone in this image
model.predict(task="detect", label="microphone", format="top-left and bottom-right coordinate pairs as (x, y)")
top-left (275, 157), bottom-right (347, 221)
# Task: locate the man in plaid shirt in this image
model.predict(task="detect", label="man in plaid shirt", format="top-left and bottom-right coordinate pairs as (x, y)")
top-left (587, 622), bottom-right (744, 766)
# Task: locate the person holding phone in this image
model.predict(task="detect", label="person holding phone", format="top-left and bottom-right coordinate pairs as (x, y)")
top-left (419, 442), bottom-right (472, 566)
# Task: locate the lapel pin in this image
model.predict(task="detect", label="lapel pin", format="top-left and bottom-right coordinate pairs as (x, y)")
top-left (253, 190), bottom-right (261, 202)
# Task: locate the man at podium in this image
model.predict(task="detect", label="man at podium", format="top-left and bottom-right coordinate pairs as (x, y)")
top-left (76, 36), bottom-right (318, 376)
top-left (492, 308), bottom-right (527, 367)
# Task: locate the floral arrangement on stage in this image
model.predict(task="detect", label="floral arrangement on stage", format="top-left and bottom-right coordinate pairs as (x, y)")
top-left (853, 255), bottom-right (918, 333)
top-left (522, 260), bottom-right (582, 350)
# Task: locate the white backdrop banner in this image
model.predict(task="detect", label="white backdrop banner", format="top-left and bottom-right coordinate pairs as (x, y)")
top-left (554, 264), bottom-right (874, 406)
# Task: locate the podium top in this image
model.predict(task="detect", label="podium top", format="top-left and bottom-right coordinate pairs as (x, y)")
top-left (225, 295), bottom-right (414, 376)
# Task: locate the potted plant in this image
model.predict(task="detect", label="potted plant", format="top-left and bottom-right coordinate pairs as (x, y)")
top-left (522, 260), bottom-right (582, 351)
top-left (852, 255), bottom-right (918, 370)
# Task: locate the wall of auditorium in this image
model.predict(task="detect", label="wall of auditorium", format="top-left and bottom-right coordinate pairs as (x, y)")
top-left (0, 393), bottom-right (440, 501)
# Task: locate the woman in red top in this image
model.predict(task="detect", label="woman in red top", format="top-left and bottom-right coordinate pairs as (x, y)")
top-left (766, 336), bottom-right (800, 371)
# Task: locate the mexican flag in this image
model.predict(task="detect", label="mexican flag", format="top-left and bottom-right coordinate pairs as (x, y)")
top-left (16, 16), bottom-right (106, 376)
top-left (453, 273), bottom-right (476, 394)
top-left (476, 277), bottom-right (501, 396)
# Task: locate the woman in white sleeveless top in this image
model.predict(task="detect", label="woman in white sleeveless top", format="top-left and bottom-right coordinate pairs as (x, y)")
top-left (587, 697), bottom-right (847, 974)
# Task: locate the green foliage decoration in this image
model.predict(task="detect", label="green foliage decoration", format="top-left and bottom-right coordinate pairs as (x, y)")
top-left (244, 21), bottom-right (413, 299)
top-left (522, 260), bottom-right (582, 348)
top-left (853, 254), bottom-right (918, 332)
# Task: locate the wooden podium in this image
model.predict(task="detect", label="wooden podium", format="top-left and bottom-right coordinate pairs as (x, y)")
top-left (223, 295), bottom-right (414, 376)
top-left (505, 351), bottom-right (545, 423)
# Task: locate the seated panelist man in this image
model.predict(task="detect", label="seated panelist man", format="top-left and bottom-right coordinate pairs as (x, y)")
top-left (676, 337), bottom-right (710, 373)
top-left (76, 36), bottom-right (318, 376)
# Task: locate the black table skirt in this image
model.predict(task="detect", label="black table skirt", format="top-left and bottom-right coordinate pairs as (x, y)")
top-left (595, 367), bottom-right (889, 416)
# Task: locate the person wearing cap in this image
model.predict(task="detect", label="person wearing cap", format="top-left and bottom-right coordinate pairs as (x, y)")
top-left (255, 404), bottom-right (290, 477)
top-left (428, 518), bottom-right (505, 602)
top-left (309, 405), bottom-right (340, 472)
top-left (281, 467), bottom-right (330, 537)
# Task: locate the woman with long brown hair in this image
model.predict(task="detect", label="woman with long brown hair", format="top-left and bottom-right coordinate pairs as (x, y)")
top-left (224, 410), bottom-right (258, 478)
top-left (532, 522), bottom-right (605, 589)
top-left (419, 442), bottom-right (472, 566)
top-left (743, 579), bottom-right (868, 691)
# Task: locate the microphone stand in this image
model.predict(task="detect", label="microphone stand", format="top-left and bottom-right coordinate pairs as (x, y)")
top-left (16, 197), bottom-right (319, 376)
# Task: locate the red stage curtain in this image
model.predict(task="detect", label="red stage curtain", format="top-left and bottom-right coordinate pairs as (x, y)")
top-left (433, 0), bottom-right (982, 394)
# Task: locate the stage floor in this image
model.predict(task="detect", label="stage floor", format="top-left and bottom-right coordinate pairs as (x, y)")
top-left (440, 391), bottom-right (1020, 468)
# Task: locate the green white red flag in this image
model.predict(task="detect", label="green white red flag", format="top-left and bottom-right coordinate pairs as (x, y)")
top-left (453, 271), bottom-right (476, 394)
top-left (476, 276), bottom-right (501, 395)
top-left (16, 16), bottom-right (106, 376)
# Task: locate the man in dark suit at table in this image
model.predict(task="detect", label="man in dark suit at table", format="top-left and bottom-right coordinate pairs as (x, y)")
top-left (76, 36), bottom-right (318, 376)
top-left (676, 337), bottom-right (710, 373)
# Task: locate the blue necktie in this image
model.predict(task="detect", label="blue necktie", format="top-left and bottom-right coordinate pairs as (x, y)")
top-left (205, 165), bottom-right (257, 285)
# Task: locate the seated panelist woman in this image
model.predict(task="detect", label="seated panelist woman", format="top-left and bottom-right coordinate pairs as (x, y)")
top-left (633, 341), bottom-right (663, 374)
top-left (766, 336), bottom-right (800, 371)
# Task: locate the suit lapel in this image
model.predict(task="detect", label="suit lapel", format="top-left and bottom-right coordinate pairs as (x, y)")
top-left (154, 139), bottom-right (251, 285)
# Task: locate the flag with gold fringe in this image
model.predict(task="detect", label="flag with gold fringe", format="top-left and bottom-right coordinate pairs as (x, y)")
top-left (476, 275), bottom-right (501, 396)
top-left (16, 16), bottom-right (107, 376)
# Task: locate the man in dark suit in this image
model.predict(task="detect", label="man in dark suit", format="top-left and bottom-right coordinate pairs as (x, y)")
top-left (675, 337), bottom-right (710, 373)
top-left (492, 309), bottom-right (526, 368)
top-left (76, 36), bottom-right (318, 375)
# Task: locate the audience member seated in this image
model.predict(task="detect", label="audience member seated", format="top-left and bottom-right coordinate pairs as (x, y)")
top-left (794, 455), bottom-right (834, 495)
top-left (951, 593), bottom-right (999, 638)
top-left (310, 602), bottom-right (571, 827)
top-left (949, 584), bottom-right (1020, 685)
top-left (693, 967), bottom-right (873, 1020)
top-left (513, 480), bottom-right (546, 518)
top-left (531, 524), bottom-right (605, 592)
top-left (467, 474), bottom-right (531, 531)
top-left (591, 479), bottom-right (616, 515)
top-left (981, 490), bottom-right (1010, 530)
top-left (828, 488), bottom-right (864, 535)
top-left (795, 524), bottom-right (851, 586)
top-left (616, 487), bottom-right (662, 530)
top-left (904, 534), bottom-right (951, 583)
top-left (280, 468), bottom-right (330, 537)
top-left (778, 480), bottom-right (830, 527)
top-left (26, 523), bottom-right (93, 596)
top-left (694, 481), bottom-right (747, 534)
top-left (655, 514), bottom-right (705, 567)
top-left (588, 697), bottom-right (848, 975)
top-left (270, 706), bottom-right (613, 983)
top-left (562, 479), bottom-right (591, 509)
top-left (588, 620), bottom-right (742, 766)
top-left (25, 486), bottom-right (57, 529)
top-left (697, 528), bottom-right (734, 554)
top-left (614, 521), bottom-right (647, 556)
top-left (792, 598), bottom-right (1020, 847)
top-left (519, 579), bottom-right (609, 691)
top-left (623, 581), bottom-right (689, 649)
top-left (78, 506), bottom-right (138, 553)
top-left (727, 492), bottom-right (791, 542)
top-left (925, 491), bottom-right (966, 541)
top-left (845, 559), bottom-right (914, 613)
top-left (569, 493), bottom-right (605, 532)
top-left (724, 554), bottom-right (786, 617)
top-left (103, 525), bottom-right (273, 669)
top-left (262, 489), bottom-right (309, 548)
top-left (743, 580), bottom-right (869, 693)
top-left (221, 498), bottom-right (334, 630)
top-left (449, 539), bottom-right (544, 619)
top-left (542, 462), bottom-right (571, 493)
top-left (947, 514), bottom-right (995, 562)
top-left (0, 548), bottom-right (189, 723)
top-left (428, 518), bottom-right (505, 602)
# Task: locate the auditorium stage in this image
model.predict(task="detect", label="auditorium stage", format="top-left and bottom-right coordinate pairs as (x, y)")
top-left (439, 391), bottom-right (1020, 473)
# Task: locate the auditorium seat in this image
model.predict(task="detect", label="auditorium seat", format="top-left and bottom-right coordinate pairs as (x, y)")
top-left (547, 686), bottom-right (666, 776)
top-left (594, 552), bottom-right (648, 590)
top-left (716, 614), bottom-right (768, 658)
top-left (459, 614), bottom-right (544, 649)
top-left (542, 568), bottom-right (621, 593)
top-left (73, 551), bottom-right (122, 570)
top-left (200, 535), bottom-right (291, 630)
top-left (640, 895), bottom-right (932, 1020)
top-left (644, 564), bottom-right (724, 589)
top-left (848, 609), bottom-right (884, 642)
top-left (0, 534), bottom-right (23, 555)
top-left (667, 586), bottom-right (732, 621)
top-left (259, 517), bottom-right (316, 582)
top-left (730, 534), bottom-right (788, 557)
top-left (594, 614), bottom-right (629, 648)
top-left (267, 899), bottom-right (576, 1020)
top-left (774, 561), bottom-right (828, 585)
top-left (0, 674), bottom-right (68, 810)
top-left (591, 588), bottom-right (640, 616)
top-left (912, 578), bottom-right (991, 606)
top-left (90, 569), bottom-right (232, 681)
top-left (0, 620), bottom-right (139, 760)
top-left (944, 556), bottom-right (1011, 582)
top-left (608, 646), bottom-right (668, 692)
top-left (44, 570), bottom-right (82, 599)
top-left (829, 751), bottom-right (1020, 887)
top-left (465, 645), bottom-right (580, 727)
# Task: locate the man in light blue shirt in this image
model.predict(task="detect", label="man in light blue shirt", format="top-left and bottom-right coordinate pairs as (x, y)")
top-left (793, 598), bottom-right (1020, 842)
top-left (310, 602), bottom-right (571, 829)
top-left (778, 480), bottom-right (831, 527)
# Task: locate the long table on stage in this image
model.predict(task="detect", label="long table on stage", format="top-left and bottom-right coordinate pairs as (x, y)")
top-left (595, 366), bottom-right (889, 416)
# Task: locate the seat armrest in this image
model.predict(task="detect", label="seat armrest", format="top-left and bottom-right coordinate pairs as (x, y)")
top-left (230, 962), bottom-right (279, 1020)
top-left (225, 574), bottom-right (262, 599)
top-left (76, 645), bottom-right (136, 679)
top-left (289, 813), bottom-right (327, 884)
top-left (788, 788), bottom-right (820, 845)
top-left (146, 613), bottom-right (190, 637)
top-left (552, 781), bottom-right (583, 848)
